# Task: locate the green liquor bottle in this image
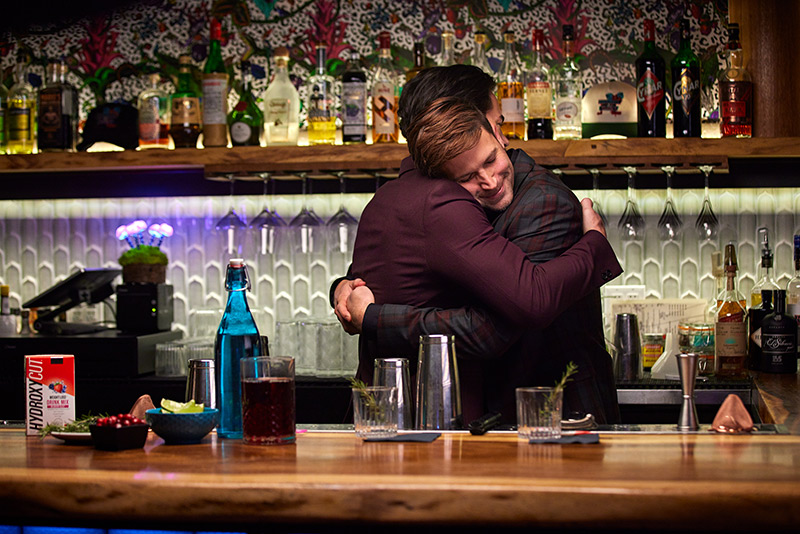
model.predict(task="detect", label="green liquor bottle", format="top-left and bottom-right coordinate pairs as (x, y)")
top-left (671, 19), bottom-right (701, 138)
top-left (228, 61), bottom-right (263, 147)
top-left (169, 55), bottom-right (202, 149)
top-left (203, 18), bottom-right (229, 147)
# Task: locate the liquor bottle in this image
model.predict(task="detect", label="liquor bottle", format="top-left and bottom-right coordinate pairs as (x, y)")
top-left (202, 19), bottom-right (229, 147)
top-left (497, 31), bottom-right (524, 140)
top-left (6, 54), bottom-right (36, 155)
top-left (0, 66), bottom-right (6, 153)
top-left (761, 290), bottom-right (797, 373)
top-left (406, 42), bottom-right (426, 83)
top-left (750, 227), bottom-right (780, 307)
top-left (263, 46), bottom-right (300, 146)
top-left (470, 30), bottom-right (492, 76)
top-left (671, 19), bottom-right (701, 138)
top-left (214, 258), bottom-right (264, 439)
top-left (719, 23), bottom-right (753, 138)
top-left (526, 29), bottom-right (553, 139)
top-left (635, 19), bottom-right (666, 137)
top-left (552, 24), bottom-right (582, 140)
top-left (228, 61), bottom-right (263, 147)
top-left (371, 31), bottom-right (399, 143)
top-left (341, 51), bottom-right (367, 144)
top-left (748, 290), bottom-right (773, 370)
top-left (137, 73), bottom-right (170, 149)
top-left (715, 242), bottom-right (748, 378)
top-left (307, 45), bottom-right (336, 145)
top-left (37, 58), bottom-right (78, 152)
top-left (705, 250), bottom-right (724, 323)
top-left (787, 235), bottom-right (800, 362)
top-left (440, 30), bottom-right (456, 67)
top-left (169, 55), bottom-right (202, 149)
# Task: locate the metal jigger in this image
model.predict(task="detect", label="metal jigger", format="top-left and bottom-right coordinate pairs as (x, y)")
top-left (676, 353), bottom-right (699, 431)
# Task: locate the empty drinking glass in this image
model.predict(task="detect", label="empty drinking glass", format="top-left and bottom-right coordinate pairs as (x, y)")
top-left (617, 166), bottom-right (645, 241)
top-left (215, 174), bottom-right (247, 257)
top-left (657, 165), bottom-right (683, 240)
top-left (695, 164), bottom-right (719, 241)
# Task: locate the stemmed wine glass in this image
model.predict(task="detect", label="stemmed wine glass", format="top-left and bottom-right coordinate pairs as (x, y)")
top-left (587, 167), bottom-right (608, 228)
top-left (289, 172), bottom-right (324, 254)
top-left (617, 166), bottom-right (645, 241)
top-left (695, 164), bottom-right (719, 241)
top-left (657, 165), bottom-right (683, 240)
top-left (215, 174), bottom-right (247, 256)
top-left (249, 172), bottom-right (286, 256)
top-left (325, 171), bottom-right (359, 256)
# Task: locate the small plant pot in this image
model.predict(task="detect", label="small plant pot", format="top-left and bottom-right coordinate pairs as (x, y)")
top-left (122, 264), bottom-right (166, 284)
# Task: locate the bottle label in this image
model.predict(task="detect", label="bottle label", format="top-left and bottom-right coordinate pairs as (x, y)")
top-left (555, 97), bottom-right (580, 121)
top-left (750, 327), bottom-right (762, 348)
top-left (715, 320), bottom-right (747, 357)
top-left (230, 122), bottom-right (252, 144)
top-left (526, 81), bottom-right (552, 119)
top-left (202, 74), bottom-right (228, 125)
top-left (8, 107), bottom-right (32, 141)
top-left (501, 97), bottom-right (524, 123)
top-left (720, 81), bottom-right (752, 121)
top-left (138, 96), bottom-right (161, 141)
top-left (171, 97), bottom-right (201, 125)
top-left (673, 69), bottom-right (700, 116)
top-left (38, 90), bottom-right (66, 148)
top-left (266, 98), bottom-right (290, 124)
top-left (342, 81), bottom-right (367, 130)
top-left (372, 81), bottom-right (396, 135)
top-left (636, 69), bottom-right (664, 119)
top-left (763, 334), bottom-right (795, 354)
top-left (308, 80), bottom-right (332, 120)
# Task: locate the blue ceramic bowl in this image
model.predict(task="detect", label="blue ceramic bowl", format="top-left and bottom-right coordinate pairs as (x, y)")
top-left (145, 407), bottom-right (219, 444)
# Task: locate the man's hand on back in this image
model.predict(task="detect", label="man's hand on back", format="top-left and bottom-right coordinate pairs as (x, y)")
top-left (346, 285), bottom-right (375, 333)
top-left (580, 198), bottom-right (606, 237)
top-left (333, 278), bottom-right (366, 334)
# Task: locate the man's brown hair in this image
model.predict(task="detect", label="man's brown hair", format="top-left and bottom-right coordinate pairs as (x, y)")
top-left (406, 97), bottom-right (494, 179)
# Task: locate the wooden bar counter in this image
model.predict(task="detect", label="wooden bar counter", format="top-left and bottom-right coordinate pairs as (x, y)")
top-left (1, 428), bottom-right (799, 533)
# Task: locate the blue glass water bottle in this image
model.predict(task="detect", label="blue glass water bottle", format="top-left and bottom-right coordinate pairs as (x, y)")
top-left (215, 258), bottom-right (263, 439)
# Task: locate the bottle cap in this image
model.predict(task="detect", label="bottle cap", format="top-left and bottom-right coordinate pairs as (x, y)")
top-left (532, 29), bottom-right (544, 47)
top-left (229, 258), bottom-right (245, 268)
top-left (562, 24), bottom-right (574, 40)
top-left (474, 29), bottom-right (487, 44)
top-left (210, 19), bottom-right (222, 41)
top-left (274, 46), bottom-right (290, 58)
top-left (179, 54), bottom-right (192, 65)
top-left (643, 19), bottom-right (655, 39)
top-left (378, 31), bottom-right (391, 49)
top-left (0, 285), bottom-right (8, 297)
top-left (503, 31), bottom-right (515, 43)
top-left (724, 242), bottom-right (738, 273)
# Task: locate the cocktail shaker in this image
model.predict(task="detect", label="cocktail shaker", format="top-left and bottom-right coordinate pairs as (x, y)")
top-left (415, 335), bottom-right (462, 430)
top-left (186, 358), bottom-right (216, 409)
top-left (374, 358), bottom-right (413, 430)
top-left (614, 313), bottom-right (643, 381)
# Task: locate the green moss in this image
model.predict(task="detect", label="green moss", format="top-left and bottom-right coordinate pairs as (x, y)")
top-left (118, 246), bottom-right (168, 266)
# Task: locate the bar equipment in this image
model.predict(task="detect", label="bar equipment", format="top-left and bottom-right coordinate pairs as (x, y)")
top-left (657, 165), bottom-right (683, 240)
top-left (415, 335), bottom-right (462, 430)
top-left (614, 313), bottom-right (643, 381)
top-left (617, 166), bottom-right (645, 241)
top-left (374, 358), bottom-right (413, 429)
top-left (676, 352), bottom-right (699, 431)
top-left (186, 358), bottom-right (216, 408)
top-left (695, 164), bottom-right (719, 240)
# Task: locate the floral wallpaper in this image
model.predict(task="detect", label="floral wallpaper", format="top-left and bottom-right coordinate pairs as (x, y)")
top-left (1, 0), bottom-right (728, 125)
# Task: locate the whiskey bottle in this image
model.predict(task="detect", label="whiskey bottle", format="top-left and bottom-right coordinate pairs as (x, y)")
top-left (750, 227), bottom-right (780, 307)
top-left (263, 47), bottom-right (299, 146)
top-left (671, 19), bottom-right (701, 138)
top-left (719, 23), bottom-right (753, 138)
top-left (228, 61), bottom-right (263, 147)
top-left (406, 42), bottom-right (426, 83)
top-left (341, 51), bottom-right (367, 144)
top-left (635, 19), bottom-right (666, 137)
top-left (761, 290), bottom-right (797, 373)
top-left (6, 53), bottom-right (36, 155)
top-left (526, 29), bottom-right (552, 139)
top-left (169, 55), bottom-right (202, 149)
top-left (440, 30), bottom-right (456, 67)
top-left (470, 30), bottom-right (492, 76)
top-left (497, 31), bottom-right (525, 140)
top-left (715, 242), bottom-right (748, 378)
top-left (37, 58), bottom-right (78, 152)
top-left (202, 19), bottom-right (229, 147)
top-left (371, 31), bottom-right (399, 143)
top-left (137, 73), bottom-right (170, 149)
top-left (786, 235), bottom-right (800, 363)
top-left (306, 45), bottom-right (336, 145)
top-left (552, 24), bottom-right (582, 140)
top-left (748, 290), bottom-right (773, 371)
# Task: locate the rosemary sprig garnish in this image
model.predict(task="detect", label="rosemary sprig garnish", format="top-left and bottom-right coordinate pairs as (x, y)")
top-left (349, 378), bottom-right (384, 418)
top-left (552, 361), bottom-right (578, 395)
top-left (38, 413), bottom-right (103, 440)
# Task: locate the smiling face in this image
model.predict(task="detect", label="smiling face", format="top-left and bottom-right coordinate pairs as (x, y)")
top-left (440, 127), bottom-right (514, 212)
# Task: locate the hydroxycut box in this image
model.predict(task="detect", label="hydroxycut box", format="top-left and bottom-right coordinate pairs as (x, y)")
top-left (25, 355), bottom-right (75, 436)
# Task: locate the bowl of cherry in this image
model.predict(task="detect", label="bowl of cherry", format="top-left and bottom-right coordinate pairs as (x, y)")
top-left (90, 414), bottom-right (150, 451)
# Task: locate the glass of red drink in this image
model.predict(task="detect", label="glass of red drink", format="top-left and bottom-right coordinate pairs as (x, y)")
top-left (240, 356), bottom-right (296, 445)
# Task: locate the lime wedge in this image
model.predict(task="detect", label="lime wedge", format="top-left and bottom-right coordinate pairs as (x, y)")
top-left (160, 398), bottom-right (204, 414)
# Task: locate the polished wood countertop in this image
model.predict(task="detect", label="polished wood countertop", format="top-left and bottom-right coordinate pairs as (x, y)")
top-left (1, 429), bottom-right (799, 532)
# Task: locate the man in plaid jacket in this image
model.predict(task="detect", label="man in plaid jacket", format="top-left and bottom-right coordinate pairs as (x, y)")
top-left (333, 67), bottom-right (621, 425)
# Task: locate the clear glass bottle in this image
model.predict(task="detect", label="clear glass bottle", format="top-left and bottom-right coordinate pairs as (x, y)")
top-left (0, 68), bottom-right (6, 153)
top-left (748, 289), bottom-right (773, 371)
top-left (526, 28), bottom-right (553, 139)
top-left (635, 18), bottom-right (666, 137)
top-left (671, 19), bottom-right (701, 138)
top-left (228, 60), bottom-right (263, 147)
top-left (440, 30), bottom-right (456, 66)
top-left (341, 51), bottom-right (367, 144)
top-left (750, 227), bottom-right (780, 308)
top-left (497, 31), bottom-right (525, 140)
top-left (202, 18), bottom-right (229, 147)
top-left (552, 24), bottom-right (582, 140)
top-left (214, 258), bottom-right (264, 439)
top-left (169, 55), bottom-right (202, 149)
top-left (263, 46), bottom-right (300, 146)
top-left (406, 42), bottom-right (426, 83)
top-left (37, 58), bottom-right (78, 152)
top-left (6, 53), bottom-right (36, 155)
top-left (307, 45), bottom-right (336, 145)
top-left (470, 30), bottom-right (492, 76)
top-left (371, 31), bottom-right (399, 144)
top-left (715, 242), bottom-right (748, 378)
top-left (786, 235), bottom-right (800, 363)
top-left (137, 73), bottom-right (170, 149)
top-left (705, 250), bottom-right (724, 323)
top-left (719, 23), bottom-right (753, 138)
top-left (761, 290), bottom-right (797, 373)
